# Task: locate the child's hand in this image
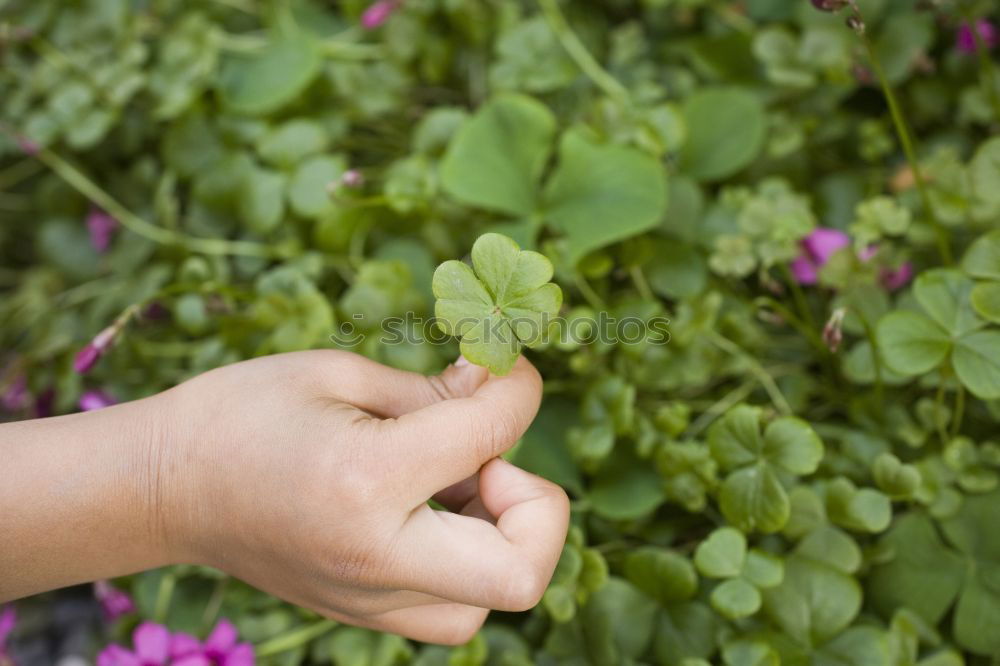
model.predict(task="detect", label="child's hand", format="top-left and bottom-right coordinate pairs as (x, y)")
top-left (155, 351), bottom-right (568, 644)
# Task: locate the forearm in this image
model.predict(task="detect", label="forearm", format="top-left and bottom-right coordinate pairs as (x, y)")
top-left (0, 396), bottom-right (173, 601)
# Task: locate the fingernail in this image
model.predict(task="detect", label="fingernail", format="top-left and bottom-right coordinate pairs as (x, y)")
top-left (455, 355), bottom-right (470, 368)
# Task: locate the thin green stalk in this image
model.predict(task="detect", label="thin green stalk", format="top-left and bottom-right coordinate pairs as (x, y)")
top-left (0, 157), bottom-right (42, 190)
top-left (629, 266), bottom-right (655, 303)
top-left (255, 620), bottom-right (337, 657)
top-left (778, 263), bottom-right (817, 329)
top-left (753, 297), bottom-right (827, 355)
top-left (685, 379), bottom-right (757, 438)
top-left (934, 376), bottom-right (949, 446)
top-left (951, 384), bottom-right (966, 438)
top-left (153, 571), bottom-right (176, 624)
top-left (859, 33), bottom-right (952, 264)
top-left (37, 149), bottom-right (293, 259)
top-left (708, 331), bottom-right (793, 415)
top-left (200, 577), bottom-right (229, 633)
top-left (536, 0), bottom-right (630, 104)
top-left (573, 273), bottom-right (606, 311)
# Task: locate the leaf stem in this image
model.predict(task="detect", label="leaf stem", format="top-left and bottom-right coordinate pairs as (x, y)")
top-left (629, 266), bottom-right (655, 303)
top-left (707, 331), bottom-right (792, 416)
top-left (536, 0), bottom-right (630, 104)
top-left (254, 620), bottom-right (337, 657)
top-left (0, 157), bottom-right (42, 190)
top-left (857, 28), bottom-right (952, 264)
top-left (573, 273), bottom-right (606, 311)
top-left (153, 570), bottom-right (176, 624)
top-left (36, 149), bottom-right (293, 259)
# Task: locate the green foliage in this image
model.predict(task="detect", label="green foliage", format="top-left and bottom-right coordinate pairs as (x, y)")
top-left (4, 0), bottom-right (1000, 663)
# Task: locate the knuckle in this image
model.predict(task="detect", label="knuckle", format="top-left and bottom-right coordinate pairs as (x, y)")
top-left (498, 564), bottom-right (548, 611)
top-left (424, 375), bottom-right (456, 402)
top-left (437, 608), bottom-right (487, 646)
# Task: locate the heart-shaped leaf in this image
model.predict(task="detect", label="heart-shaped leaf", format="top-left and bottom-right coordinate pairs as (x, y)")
top-left (953, 330), bottom-right (1000, 400)
top-left (877, 310), bottom-right (951, 375)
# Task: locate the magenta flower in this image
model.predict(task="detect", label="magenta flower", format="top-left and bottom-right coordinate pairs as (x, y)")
top-left (200, 619), bottom-right (253, 666)
top-left (789, 228), bottom-right (851, 285)
top-left (87, 208), bottom-right (119, 253)
top-left (341, 169), bottom-right (365, 188)
top-left (1, 374), bottom-right (28, 412)
top-left (80, 389), bottom-right (117, 412)
top-left (957, 19), bottom-right (998, 54)
top-left (97, 621), bottom-right (170, 666)
top-left (74, 325), bottom-right (118, 374)
top-left (361, 0), bottom-right (399, 29)
top-left (879, 261), bottom-right (914, 291)
top-left (0, 605), bottom-right (16, 666)
top-left (93, 580), bottom-right (135, 621)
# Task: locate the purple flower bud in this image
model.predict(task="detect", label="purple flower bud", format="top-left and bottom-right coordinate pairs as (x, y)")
top-left (73, 325), bottom-right (118, 374)
top-left (957, 19), bottom-right (998, 54)
top-left (33, 388), bottom-right (55, 418)
top-left (341, 169), bottom-right (365, 188)
top-left (361, 0), bottom-right (399, 29)
top-left (93, 580), bottom-right (135, 622)
top-left (823, 307), bottom-right (847, 353)
top-left (810, 0), bottom-right (850, 11)
top-left (79, 390), bottom-right (117, 412)
top-left (880, 261), bottom-right (914, 291)
top-left (86, 208), bottom-right (119, 253)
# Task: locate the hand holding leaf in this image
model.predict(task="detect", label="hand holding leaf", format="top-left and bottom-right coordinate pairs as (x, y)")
top-left (433, 233), bottom-right (562, 375)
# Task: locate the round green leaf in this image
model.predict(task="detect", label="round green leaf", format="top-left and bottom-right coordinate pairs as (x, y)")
top-left (288, 155), bottom-right (346, 219)
top-left (762, 417), bottom-right (823, 476)
top-left (694, 527), bottom-right (747, 578)
top-left (542, 128), bottom-right (668, 263)
top-left (624, 547), bottom-right (699, 604)
top-left (971, 282), bottom-right (1000, 324)
top-left (953, 330), bottom-right (1000, 400)
top-left (719, 465), bottom-right (790, 534)
top-left (256, 119), bottom-right (329, 169)
top-left (679, 87), bottom-right (767, 182)
top-left (742, 549), bottom-right (784, 588)
top-left (763, 555), bottom-right (862, 646)
top-left (239, 167), bottom-right (286, 233)
top-left (440, 94), bottom-right (556, 217)
top-left (962, 231), bottom-right (1000, 281)
top-left (711, 578), bottom-right (761, 619)
top-left (913, 269), bottom-right (983, 336)
top-left (217, 32), bottom-right (321, 116)
top-left (876, 310), bottom-right (951, 375)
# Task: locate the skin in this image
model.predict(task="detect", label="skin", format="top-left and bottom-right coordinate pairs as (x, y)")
top-left (0, 351), bottom-right (569, 645)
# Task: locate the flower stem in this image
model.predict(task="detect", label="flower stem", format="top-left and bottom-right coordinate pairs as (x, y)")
top-left (255, 620), bottom-right (337, 657)
top-left (36, 149), bottom-right (293, 259)
top-left (153, 571), bottom-right (176, 624)
top-left (536, 0), bottom-right (630, 104)
top-left (859, 34), bottom-right (952, 264)
top-left (707, 331), bottom-right (792, 415)
top-left (629, 266), bottom-right (655, 303)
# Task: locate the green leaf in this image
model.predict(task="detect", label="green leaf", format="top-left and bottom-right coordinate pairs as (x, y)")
top-left (217, 30), bottom-right (321, 116)
top-left (440, 94), bottom-right (556, 217)
top-left (953, 330), bottom-right (1000, 400)
top-left (624, 548), bottom-right (699, 604)
top-left (288, 155), bottom-right (346, 219)
top-left (742, 549), bottom-right (784, 588)
top-left (970, 282), bottom-right (1000, 324)
top-left (588, 449), bottom-right (666, 521)
top-left (239, 167), bottom-right (286, 233)
top-left (654, 602), bottom-right (722, 664)
top-left (511, 398), bottom-right (584, 496)
top-left (719, 464), bottom-right (790, 534)
top-left (762, 417), bottom-right (824, 476)
top-left (962, 231), bottom-right (1000, 280)
top-left (723, 640), bottom-right (779, 666)
top-left (256, 119), bottom-right (329, 169)
top-left (694, 527), bottom-right (747, 578)
top-left (708, 404), bottom-right (764, 469)
top-left (826, 478), bottom-right (892, 533)
top-left (913, 269), bottom-right (983, 337)
top-left (763, 555), bottom-right (862, 647)
top-left (876, 311), bottom-right (951, 375)
top-left (711, 577), bottom-right (761, 619)
top-left (795, 526), bottom-right (861, 575)
top-left (542, 128), bottom-right (668, 263)
top-left (679, 87), bottom-right (767, 182)
top-left (433, 233), bottom-right (562, 375)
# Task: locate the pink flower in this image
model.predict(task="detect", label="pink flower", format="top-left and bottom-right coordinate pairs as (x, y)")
top-left (0, 605), bottom-right (16, 666)
top-left (789, 228), bottom-right (851, 285)
top-left (98, 622), bottom-right (170, 666)
top-left (74, 325), bottom-right (118, 374)
top-left (80, 390), bottom-right (117, 412)
top-left (957, 19), bottom-right (998, 54)
top-left (93, 580), bottom-right (135, 621)
top-left (87, 208), bottom-right (119, 253)
top-left (202, 619), bottom-right (253, 666)
top-left (341, 169), bottom-right (364, 188)
top-left (15, 136), bottom-right (38, 157)
top-left (879, 261), bottom-right (914, 291)
top-left (361, 0), bottom-right (399, 29)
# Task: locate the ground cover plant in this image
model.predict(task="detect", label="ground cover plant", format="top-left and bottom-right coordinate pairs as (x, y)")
top-left (2, 0), bottom-right (1000, 664)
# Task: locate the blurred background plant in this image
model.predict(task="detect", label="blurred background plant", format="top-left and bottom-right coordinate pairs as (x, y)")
top-left (2, 0), bottom-right (1000, 664)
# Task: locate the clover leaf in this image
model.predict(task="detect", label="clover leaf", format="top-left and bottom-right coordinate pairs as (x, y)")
top-left (432, 233), bottom-right (562, 375)
top-left (708, 405), bottom-right (824, 533)
top-left (693, 527), bottom-right (784, 619)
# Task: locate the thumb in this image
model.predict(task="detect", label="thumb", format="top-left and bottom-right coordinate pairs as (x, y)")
top-left (318, 351), bottom-right (488, 418)
top-left (385, 356), bottom-right (544, 500)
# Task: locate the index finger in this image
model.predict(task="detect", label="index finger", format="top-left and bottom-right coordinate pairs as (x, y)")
top-left (380, 355), bottom-right (542, 503)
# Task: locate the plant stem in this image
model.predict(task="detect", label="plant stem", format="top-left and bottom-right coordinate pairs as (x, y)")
top-left (153, 571), bottom-right (176, 624)
top-left (629, 266), bottom-right (655, 303)
top-left (573, 273), bottom-right (606, 311)
top-left (255, 620), bottom-right (337, 657)
top-left (0, 157), bottom-right (42, 190)
top-left (707, 331), bottom-right (792, 415)
top-left (200, 576), bottom-right (229, 633)
top-left (859, 33), bottom-right (952, 264)
top-left (36, 149), bottom-right (293, 259)
top-left (536, 0), bottom-right (630, 104)
top-left (951, 384), bottom-right (966, 438)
